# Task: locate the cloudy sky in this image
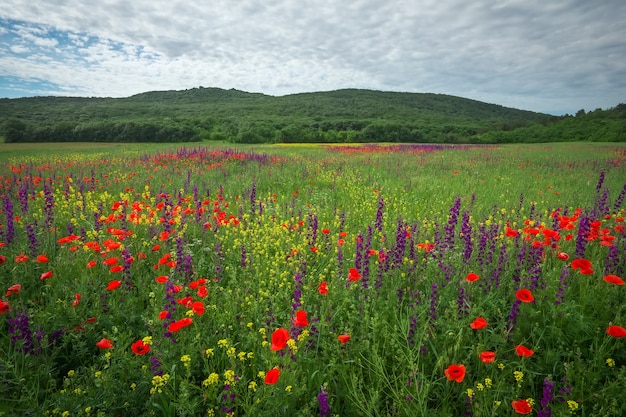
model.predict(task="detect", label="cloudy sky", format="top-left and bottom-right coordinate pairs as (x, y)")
top-left (1, 0), bottom-right (624, 115)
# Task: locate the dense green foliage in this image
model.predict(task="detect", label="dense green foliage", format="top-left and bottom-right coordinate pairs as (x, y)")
top-left (1, 88), bottom-right (624, 143)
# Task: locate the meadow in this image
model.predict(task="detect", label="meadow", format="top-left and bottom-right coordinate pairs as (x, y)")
top-left (0, 142), bottom-right (625, 416)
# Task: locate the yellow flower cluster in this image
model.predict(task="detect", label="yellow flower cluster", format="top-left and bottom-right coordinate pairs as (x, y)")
top-left (150, 373), bottom-right (170, 394)
top-left (202, 373), bottom-right (219, 387)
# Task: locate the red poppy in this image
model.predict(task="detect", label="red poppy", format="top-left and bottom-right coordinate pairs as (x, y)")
top-left (571, 258), bottom-right (592, 270)
top-left (511, 399), bottom-right (532, 414)
top-left (466, 273), bottom-right (479, 282)
top-left (36, 254), bottom-right (49, 263)
top-left (606, 325), bottom-right (626, 338)
top-left (106, 280), bottom-right (121, 290)
top-left (318, 281), bottom-right (328, 295)
top-left (271, 328), bottom-right (290, 351)
top-left (444, 364), bottom-right (466, 383)
top-left (264, 368), bottom-right (280, 384)
top-left (168, 317), bottom-right (193, 332)
top-left (197, 286), bottom-right (209, 298)
top-left (348, 268), bottom-right (361, 282)
top-left (0, 300), bottom-right (10, 314)
top-left (15, 253), bottom-right (29, 263)
top-left (104, 257), bottom-right (118, 266)
top-left (40, 271), bottom-right (53, 280)
top-left (479, 351), bottom-right (496, 363)
top-left (155, 275), bottom-right (168, 283)
top-left (505, 227), bottom-right (519, 237)
top-left (603, 275), bottom-right (624, 285)
top-left (110, 265), bottom-right (124, 273)
top-left (337, 334), bottom-right (351, 344)
top-left (321, 228), bottom-right (330, 234)
top-left (0, 255), bottom-right (6, 265)
top-left (470, 317), bottom-right (488, 330)
top-left (557, 252), bottom-right (569, 261)
top-left (87, 260), bottom-right (97, 268)
top-left (96, 338), bottom-right (114, 349)
top-left (293, 310), bottom-right (309, 327)
top-left (579, 267), bottom-right (594, 275)
top-left (131, 339), bottom-right (150, 355)
top-left (514, 345), bottom-right (534, 357)
top-left (191, 301), bottom-right (205, 316)
top-left (515, 289), bottom-right (534, 303)
top-left (6, 284), bottom-right (21, 297)
top-left (158, 310), bottom-right (169, 320)
top-left (72, 293), bottom-right (81, 307)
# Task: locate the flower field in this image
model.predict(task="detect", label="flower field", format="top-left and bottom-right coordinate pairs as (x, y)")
top-left (1, 142), bottom-right (625, 416)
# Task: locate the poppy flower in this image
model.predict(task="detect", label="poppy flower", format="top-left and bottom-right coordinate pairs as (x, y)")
top-left (191, 301), bottom-right (205, 316)
top-left (557, 252), bottom-right (569, 261)
top-left (264, 368), bottom-right (280, 384)
top-left (0, 255), bottom-right (6, 265)
top-left (270, 328), bottom-right (290, 351)
top-left (603, 275), bottom-right (624, 285)
top-left (515, 289), bottom-right (534, 303)
top-left (293, 310), bottom-right (309, 327)
top-left (72, 293), bottom-right (81, 307)
top-left (36, 255), bottom-right (49, 263)
top-left (571, 258), bottom-right (592, 270)
top-left (158, 311), bottom-right (169, 320)
top-left (470, 317), bottom-right (488, 330)
top-left (0, 300), bottom-right (10, 315)
top-left (579, 267), bottom-right (594, 275)
top-left (103, 257), bottom-right (118, 266)
top-left (444, 364), bottom-right (466, 383)
top-left (6, 284), bottom-right (21, 297)
top-left (197, 286), bottom-right (209, 298)
top-left (96, 338), bottom-right (114, 349)
top-left (110, 265), bottom-right (124, 273)
top-left (155, 275), bottom-right (168, 283)
top-left (15, 254), bottom-right (29, 263)
top-left (106, 280), bottom-right (121, 290)
top-left (466, 273), bottom-right (479, 282)
top-left (87, 260), bottom-right (97, 268)
top-left (321, 228), bottom-right (330, 234)
top-left (168, 318), bottom-right (193, 332)
top-left (131, 339), bottom-right (150, 355)
top-left (318, 281), bottom-right (328, 295)
top-left (606, 325), bottom-right (626, 338)
top-left (479, 351), bottom-right (496, 363)
top-left (511, 399), bottom-right (532, 414)
top-left (40, 271), bottom-right (53, 280)
top-left (348, 268), bottom-right (361, 282)
top-left (337, 334), bottom-right (351, 344)
top-left (514, 345), bottom-right (534, 357)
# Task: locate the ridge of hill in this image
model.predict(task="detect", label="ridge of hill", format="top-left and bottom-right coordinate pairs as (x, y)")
top-left (1, 87), bottom-right (623, 143)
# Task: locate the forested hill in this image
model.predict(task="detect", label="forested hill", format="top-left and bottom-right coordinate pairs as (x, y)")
top-left (1, 87), bottom-right (624, 143)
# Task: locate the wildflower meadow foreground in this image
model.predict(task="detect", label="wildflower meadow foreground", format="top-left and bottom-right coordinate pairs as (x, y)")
top-left (1, 143), bottom-right (625, 416)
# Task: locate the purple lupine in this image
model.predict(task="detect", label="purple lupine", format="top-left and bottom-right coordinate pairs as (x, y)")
top-left (457, 285), bottom-right (470, 318)
top-left (613, 182), bottom-right (626, 212)
top-left (43, 180), bottom-right (54, 229)
top-left (490, 240), bottom-right (507, 290)
top-left (555, 261), bottom-right (570, 299)
top-left (25, 221), bottom-right (39, 256)
top-left (461, 211), bottom-right (473, 263)
top-left (574, 215), bottom-right (590, 258)
top-left (506, 299), bottom-right (521, 337)
top-left (308, 212), bottom-right (318, 248)
top-left (150, 355), bottom-right (164, 376)
top-left (595, 169), bottom-right (606, 193)
top-left (318, 386), bottom-right (330, 417)
top-left (443, 197), bottom-right (461, 252)
top-left (241, 244), bottom-right (248, 268)
top-left (7, 310), bottom-right (37, 355)
top-left (393, 220), bottom-right (407, 268)
top-left (250, 182), bottom-right (256, 214)
top-left (3, 196), bottom-right (15, 244)
top-left (537, 377), bottom-right (555, 417)
top-left (292, 272), bottom-right (303, 313)
top-left (475, 224), bottom-right (488, 268)
top-left (18, 181), bottom-right (29, 213)
top-left (375, 196), bottom-right (385, 232)
top-left (557, 377), bottom-right (572, 403)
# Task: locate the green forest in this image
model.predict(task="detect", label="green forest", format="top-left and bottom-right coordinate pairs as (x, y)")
top-left (1, 87), bottom-right (624, 143)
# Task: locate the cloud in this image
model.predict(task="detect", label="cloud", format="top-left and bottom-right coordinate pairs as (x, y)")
top-left (0, 0), bottom-right (625, 114)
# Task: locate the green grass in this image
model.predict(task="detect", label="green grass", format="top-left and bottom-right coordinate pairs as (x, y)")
top-left (0, 142), bottom-right (625, 416)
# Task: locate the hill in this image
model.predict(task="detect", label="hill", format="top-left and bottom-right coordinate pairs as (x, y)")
top-left (0, 87), bottom-right (623, 143)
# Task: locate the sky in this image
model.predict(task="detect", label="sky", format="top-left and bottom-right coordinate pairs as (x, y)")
top-left (0, 1), bottom-right (625, 115)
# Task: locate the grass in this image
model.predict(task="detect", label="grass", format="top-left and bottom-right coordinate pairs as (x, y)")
top-left (0, 142), bottom-right (625, 416)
